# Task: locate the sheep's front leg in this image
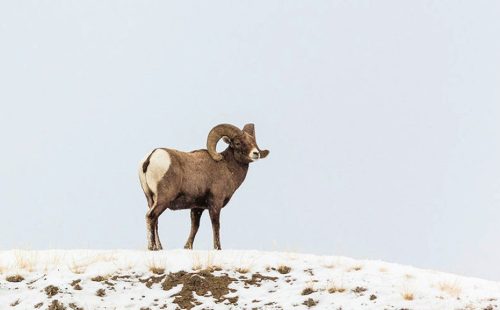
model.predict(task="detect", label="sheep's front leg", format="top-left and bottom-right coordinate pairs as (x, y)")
top-left (184, 208), bottom-right (204, 249)
top-left (209, 208), bottom-right (222, 250)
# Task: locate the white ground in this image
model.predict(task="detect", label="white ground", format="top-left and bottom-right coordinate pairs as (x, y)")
top-left (0, 250), bottom-right (499, 309)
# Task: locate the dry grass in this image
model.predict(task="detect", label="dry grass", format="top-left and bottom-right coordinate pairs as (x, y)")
top-left (437, 280), bottom-right (462, 297)
top-left (327, 281), bottom-right (346, 294)
top-left (347, 264), bottom-right (363, 272)
top-left (301, 281), bottom-right (316, 295)
top-left (191, 251), bottom-right (221, 271)
top-left (94, 252), bottom-right (117, 263)
top-left (14, 251), bottom-right (38, 272)
top-left (402, 290), bottom-right (414, 301)
top-left (146, 257), bottom-right (167, 275)
top-left (322, 262), bottom-right (336, 269)
top-left (66, 252), bottom-right (106, 274)
top-left (43, 252), bottom-right (65, 272)
top-left (379, 267), bottom-right (388, 273)
top-left (277, 265), bottom-right (292, 274)
top-left (191, 252), bottom-right (203, 271)
top-left (68, 258), bottom-right (88, 274)
top-left (236, 267), bottom-right (250, 274)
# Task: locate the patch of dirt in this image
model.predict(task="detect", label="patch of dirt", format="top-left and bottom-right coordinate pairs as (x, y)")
top-left (70, 279), bottom-right (82, 290)
top-left (27, 274), bottom-right (46, 285)
top-left (96, 288), bottom-right (106, 297)
top-left (304, 268), bottom-right (314, 276)
top-left (370, 294), bottom-right (377, 300)
top-left (140, 274), bottom-right (166, 288)
top-left (6, 275), bottom-right (24, 283)
top-left (303, 298), bottom-right (318, 308)
top-left (161, 270), bottom-right (238, 310)
top-left (302, 287), bottom-right (316, 295)
top-left (110, 274), bottom-right (133, 281)
top-left (243, 273), bottom-right (278, 287)
top-left (91, 275), bottom-right (107, 282)
top-left (352, 286), bottom-right (368, 294)
top-left (34, 302), bottom-right (43, 309)
top-left (68, 303), bottom-right (83, 310)
top-left (48, 300), bottom-right (66, 310)
top-left (44, 285), bottom-right (60, 297)
top-left (10, 299), bottom-right (20, 307)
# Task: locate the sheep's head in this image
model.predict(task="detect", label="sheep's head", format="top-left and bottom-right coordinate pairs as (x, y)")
top-left (207, 123), bottom-right (270, 163)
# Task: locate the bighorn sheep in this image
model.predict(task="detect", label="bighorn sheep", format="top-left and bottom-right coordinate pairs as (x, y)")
top-left (139, 123), bottom-right (269, 251)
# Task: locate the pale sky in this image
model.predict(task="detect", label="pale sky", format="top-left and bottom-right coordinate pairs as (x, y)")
top-left (1, 1), bottom-right (499, 280)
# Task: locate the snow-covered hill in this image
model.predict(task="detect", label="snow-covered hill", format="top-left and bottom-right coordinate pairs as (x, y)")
top-left (0, 250), bottom-right (498, 309)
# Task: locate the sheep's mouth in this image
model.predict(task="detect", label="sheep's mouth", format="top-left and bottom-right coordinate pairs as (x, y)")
top-left (249, 148), bottom-right (260, 161)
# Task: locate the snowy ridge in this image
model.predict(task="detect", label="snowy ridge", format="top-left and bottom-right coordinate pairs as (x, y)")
top-left (0, 250), bottom-right (499, 309)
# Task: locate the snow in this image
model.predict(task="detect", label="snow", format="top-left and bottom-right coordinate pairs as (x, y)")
top-left (0, 249), bottom-right (499, 309)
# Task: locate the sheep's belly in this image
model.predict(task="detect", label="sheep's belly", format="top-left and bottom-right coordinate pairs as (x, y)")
top-left (169, 193), bottom-right (209, 210)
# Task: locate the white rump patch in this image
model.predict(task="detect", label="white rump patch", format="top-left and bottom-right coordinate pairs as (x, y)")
top-left (144, 149), bottom-right (171, 198)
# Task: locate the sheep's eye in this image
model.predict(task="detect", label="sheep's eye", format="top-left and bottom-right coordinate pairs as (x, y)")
top-left (234, 141), bottom-right (241, 147)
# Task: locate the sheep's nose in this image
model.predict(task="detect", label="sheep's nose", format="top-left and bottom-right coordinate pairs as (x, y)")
top-left (251, 151), bottom-right (260, 158)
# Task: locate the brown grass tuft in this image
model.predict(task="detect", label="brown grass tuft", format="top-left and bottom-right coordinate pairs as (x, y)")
top-left (14, 251), bottom-right (37, 272)
top-left (437, 281), bottom-right (462, 297)
top-left (302, 281), bottom-right (316, 295)
top-left (146, 256), bottom-right (167, 275)
top-left (402, 291), bottom-right (414, 301)
top-left (236, 267), bottom-right (250, 274)
top-left (277, 265), bottom-right (292, 274)
top-left (327, 281), bottom-right (346, 294)
top-left (191, 251), bottom-right (221, 272)
top-left (68, 259), bottom-right (87, 274)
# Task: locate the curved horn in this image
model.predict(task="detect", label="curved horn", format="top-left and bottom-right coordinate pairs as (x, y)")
top-left (242, 123), bottom-right (255, 137)
top-left (207, 124), bottom-right (242, 161)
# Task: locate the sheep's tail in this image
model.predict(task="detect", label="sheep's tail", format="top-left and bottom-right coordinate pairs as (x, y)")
top-left (139, 149), bottom-right (156, 208)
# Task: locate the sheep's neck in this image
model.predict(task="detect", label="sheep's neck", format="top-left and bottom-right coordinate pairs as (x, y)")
top-left (222, 147), bottom-right (249, 186)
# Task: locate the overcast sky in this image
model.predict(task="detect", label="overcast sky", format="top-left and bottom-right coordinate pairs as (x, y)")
top-left (1, 1), bottom-right (499, 280)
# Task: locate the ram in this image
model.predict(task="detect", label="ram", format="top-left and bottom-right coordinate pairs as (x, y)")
top-left (139, 123), bottom-right (270, 251)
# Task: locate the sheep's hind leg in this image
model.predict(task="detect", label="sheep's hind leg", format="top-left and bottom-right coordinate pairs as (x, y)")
top-left (146, 203), bottom-right (169, 251)
top-left (184, 208), bottom-right (204, 249)
top-left (145, 205), bottom-right (158, 251)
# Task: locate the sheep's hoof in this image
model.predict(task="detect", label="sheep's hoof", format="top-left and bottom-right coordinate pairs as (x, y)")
top-left (184, 243), bottom-right (193, 250)
top-left (148, 244), bottom-right (162, 251)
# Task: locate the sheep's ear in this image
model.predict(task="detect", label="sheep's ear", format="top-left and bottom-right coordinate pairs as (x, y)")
top-left (260, 149), bottom-right (270, 158)
top-left (242, 123), bottom-right (255, 137)
top-left (222, 136), bottom-right (231, 144)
